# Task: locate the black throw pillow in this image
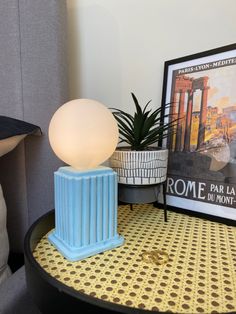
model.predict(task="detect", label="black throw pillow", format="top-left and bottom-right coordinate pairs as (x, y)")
top-left (0, 116), bottom-right (41, 140)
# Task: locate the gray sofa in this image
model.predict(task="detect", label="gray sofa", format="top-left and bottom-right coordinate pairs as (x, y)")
top-left (0, 1), bottom-right (68, 313)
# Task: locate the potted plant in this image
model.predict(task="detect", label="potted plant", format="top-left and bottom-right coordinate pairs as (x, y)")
top-left (109, 93), bottom-right (175, 186)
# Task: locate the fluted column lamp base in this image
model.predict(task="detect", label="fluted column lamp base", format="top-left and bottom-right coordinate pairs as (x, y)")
top-left (48, 166), bottom-right (124, 261)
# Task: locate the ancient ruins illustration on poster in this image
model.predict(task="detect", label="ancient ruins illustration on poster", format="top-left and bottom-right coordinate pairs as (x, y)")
top-left (164, 52), bottom-right (236, 211)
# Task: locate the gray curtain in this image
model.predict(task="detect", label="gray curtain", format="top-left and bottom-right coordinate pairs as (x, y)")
top-left (0, 0), bottom-right (68, 252)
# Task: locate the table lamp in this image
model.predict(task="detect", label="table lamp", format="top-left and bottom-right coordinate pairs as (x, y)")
top-left (48, 99), bottom-right (124, 261)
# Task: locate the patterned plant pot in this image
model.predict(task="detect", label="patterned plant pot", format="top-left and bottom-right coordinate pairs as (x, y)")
top-left (110, 148), bottom-right (168, 185)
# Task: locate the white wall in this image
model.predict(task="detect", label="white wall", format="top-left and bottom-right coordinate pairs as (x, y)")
top-left (67, 0), bottom-right (236, 113)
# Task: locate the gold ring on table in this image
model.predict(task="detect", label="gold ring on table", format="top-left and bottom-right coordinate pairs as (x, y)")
top-left (141, 250), bottom-right (169, 265)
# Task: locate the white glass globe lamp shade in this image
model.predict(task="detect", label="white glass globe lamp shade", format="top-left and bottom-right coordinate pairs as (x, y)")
top-left (48, 99), bottom-right (119, 170)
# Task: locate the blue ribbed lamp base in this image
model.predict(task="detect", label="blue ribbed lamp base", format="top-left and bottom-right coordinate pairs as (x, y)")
top-left (48, 166), bottom-right (124, 261)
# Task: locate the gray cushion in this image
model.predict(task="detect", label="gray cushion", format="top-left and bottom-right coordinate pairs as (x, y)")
top-left (0, 118), bottom-right (41, 285)
top-left (0, 185), bottom-right (11, 286)
top-left (0, 266), bottom-right (41, 314)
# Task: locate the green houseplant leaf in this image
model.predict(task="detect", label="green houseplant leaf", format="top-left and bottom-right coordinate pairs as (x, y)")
top-left (111, 93), bottom-right (177, 151)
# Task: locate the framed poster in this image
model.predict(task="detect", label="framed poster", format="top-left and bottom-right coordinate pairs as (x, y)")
top-left (161, 43), bottom-right (236, 220)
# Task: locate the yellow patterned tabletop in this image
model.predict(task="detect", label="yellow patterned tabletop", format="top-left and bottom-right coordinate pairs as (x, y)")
top-left (33, 204), bottom-right (236, 313)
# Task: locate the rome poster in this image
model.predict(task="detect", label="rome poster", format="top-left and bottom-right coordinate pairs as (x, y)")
top-left (162, 44), bottom-right (236, 220)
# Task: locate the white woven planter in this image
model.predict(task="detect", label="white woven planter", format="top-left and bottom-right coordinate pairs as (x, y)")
top-left (110, 148), bottom-right (168, 185)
